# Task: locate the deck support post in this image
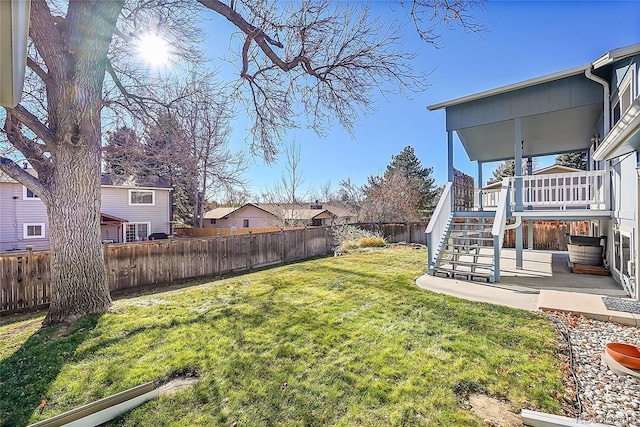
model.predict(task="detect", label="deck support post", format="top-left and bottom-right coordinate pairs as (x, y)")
top-left (477, 161), bottom-right (483, 211)
top-left (447, 131), bottom-right (454, 183)
top-left (447, 130), bottom-right (455, 211)
top-left (514, 118), bottom-right (523, 269)
top-left (527, 219), bottom-right (533, 249)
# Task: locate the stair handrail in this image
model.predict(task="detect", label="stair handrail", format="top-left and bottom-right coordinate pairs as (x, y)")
top-left (426, 182), bottom-right (453, 272)
top-left (491, 178), bottom-right (511, 282)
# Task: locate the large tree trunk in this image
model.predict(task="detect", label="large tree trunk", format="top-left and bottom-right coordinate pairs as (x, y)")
top-left (45, 143), bottom-right (110, 324)
top-left (37, 1), bottom-right (124, 324)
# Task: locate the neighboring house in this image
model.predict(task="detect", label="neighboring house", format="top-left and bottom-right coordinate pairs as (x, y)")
top-left (203, 202), bottom-right (354, 229)
top-left (0, 170), bottom-right (172, 251)
top-left (426, 43), bottom-right (640, 300)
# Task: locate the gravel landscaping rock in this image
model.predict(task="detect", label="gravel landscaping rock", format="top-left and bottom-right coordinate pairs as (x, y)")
top-left (548, 312), bottom-right (640, 427)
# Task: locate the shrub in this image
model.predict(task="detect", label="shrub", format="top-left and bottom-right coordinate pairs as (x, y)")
top-left (341, 240), bottom-right (360, 251)
top-left (357, 236), bottom-right (386, 248)
top-left (332, 224), bottom-right (386, 253)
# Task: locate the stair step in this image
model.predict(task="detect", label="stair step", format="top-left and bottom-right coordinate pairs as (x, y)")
top-left (440, 251), bottom-right (494, 259)
top-left (446, 236), bottom-right (494, 241)
top-left (432, 266), bottom-right (492, 281)
top-left (450, 224), bottom-right (493, 229)
top-left (444, 259), bottom-right (494, 268)
top-left (442, 243), bottom-right (493, 250)
top-left (450, 231), bottom-right (492, 237)
top-left (452, 219), bottom-right (494, 223)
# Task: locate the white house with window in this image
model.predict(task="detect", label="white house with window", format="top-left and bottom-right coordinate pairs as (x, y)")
top-left (0, 171), bottom-right (172, 251)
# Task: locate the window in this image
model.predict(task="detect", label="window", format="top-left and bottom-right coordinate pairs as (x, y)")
top-left (243, 219), bottom-right (249, 228)
top-left (611, 70), bottom-right (635, 127)
top-left (23, 223), bottom-right (45, 239)
top-left (23, 186), bottom-right (39, 200)
top-left (129, 190), bottom-right (155, 205)
top-left (210, 219), bottom-right (216, 225)
top-left (125, 223), bottom-right (150, 242)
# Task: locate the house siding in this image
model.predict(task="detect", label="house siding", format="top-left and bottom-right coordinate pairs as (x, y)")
top-left (0, 182), bottom-right (171, 251)
top-left (445, 75), bottom-right (603, 131)
top-left (100, 186), bottom-right (171, 238)
top-left (204, 205), bottom-right (278, 229)
top-left (0, 182), bottom-right (49, 251)
top-left (604, 53), bottom-right (640, 299)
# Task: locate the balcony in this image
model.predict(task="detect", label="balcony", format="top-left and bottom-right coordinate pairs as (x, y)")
top-left (480, 170), bottom-right (608, 212)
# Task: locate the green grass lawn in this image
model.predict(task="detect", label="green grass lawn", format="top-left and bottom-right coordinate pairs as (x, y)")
top-left (0, 246), bottom-right (567, 426)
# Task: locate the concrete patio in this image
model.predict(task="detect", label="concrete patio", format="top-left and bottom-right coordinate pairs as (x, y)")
top-left (417, 249), bottom-right (640, 326)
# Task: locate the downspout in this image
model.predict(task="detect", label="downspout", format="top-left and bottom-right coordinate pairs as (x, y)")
top-left (584, 67), bottom-right (612, 272)
top-left (585, 67), bottom-right (610, 135)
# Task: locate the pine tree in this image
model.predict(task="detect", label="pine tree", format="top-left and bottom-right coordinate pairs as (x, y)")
top-left (384, 146), bottom-right (438, 215)
top-left (103, 127), bottom-right (143, 177)
top-left (555, 152), bottom-right (587, 170)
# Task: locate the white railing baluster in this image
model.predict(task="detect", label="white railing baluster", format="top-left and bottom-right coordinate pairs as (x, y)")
top-left (514, 170), bottom-right (605, 209)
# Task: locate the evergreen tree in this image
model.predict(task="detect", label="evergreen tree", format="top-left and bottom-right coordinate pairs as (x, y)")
top-left (555, 152), bottom-right (587, 170)
top-left (103, 127), bottom-right (143, 177)
top-left (384, 146), bottom-right (438, 214)
top-left (144, 114), bottom-right (195, 226)
top-left (491, 160), bottom-right (515, 182)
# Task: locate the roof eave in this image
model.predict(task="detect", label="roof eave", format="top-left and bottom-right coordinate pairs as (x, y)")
top-left (592, 43), bottom-right (640, 70)
top-left (593, 98), bottom-right (640, 161)
top-left (427, 64), bottom-right (591, 111)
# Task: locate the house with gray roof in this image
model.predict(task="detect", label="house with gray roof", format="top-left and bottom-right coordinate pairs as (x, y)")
top-left (0, 169), bottom-right (172, 251)
top-left (426, 43), bottom-right (640, 300)
top-left (203, 202), bottom-right (355, 230)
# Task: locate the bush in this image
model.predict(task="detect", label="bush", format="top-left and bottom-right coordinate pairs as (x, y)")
top-left (331, 224), bottom-right (386, 253)
top-left (357, 237), bottom-right (386, 248)
top-left (341, 240), bottom-right (360, 251)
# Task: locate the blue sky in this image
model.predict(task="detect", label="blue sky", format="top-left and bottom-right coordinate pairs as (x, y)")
top-left (202, 1), bottom-right (640, 199)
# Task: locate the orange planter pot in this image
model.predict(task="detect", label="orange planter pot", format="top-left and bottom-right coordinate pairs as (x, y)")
top-left (606, 343), bottom-right (640, 370)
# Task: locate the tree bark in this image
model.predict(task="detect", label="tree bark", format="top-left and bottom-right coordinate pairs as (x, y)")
top-left (45, 143), bottom-right (110, 324)
top-left (40, 1), bottom-right (123, 324)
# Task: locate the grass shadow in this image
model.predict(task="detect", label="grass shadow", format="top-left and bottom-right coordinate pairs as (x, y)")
top-left (109, 254), bottom-right (334, 302)
top-left (0, 315), bottom-right (102, 427)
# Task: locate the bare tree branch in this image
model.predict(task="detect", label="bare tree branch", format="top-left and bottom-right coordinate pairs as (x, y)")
top-left (5, 104), bottom-right (56, 148)
top-left (28, 0), bottom-right (68, 83)
top-left (26, 57), bottom-right (51, 84)
top-left (105, 60), bottom-right (172, 111)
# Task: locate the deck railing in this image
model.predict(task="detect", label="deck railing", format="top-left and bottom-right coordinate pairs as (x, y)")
top-left (426, 182), bottom-right (453, 273)
top-left (480, 170), bottom-right (608, 210)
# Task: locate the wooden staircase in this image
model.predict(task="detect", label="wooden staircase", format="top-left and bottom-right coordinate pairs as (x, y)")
top-left (430, 215), bottom-right (496, 282)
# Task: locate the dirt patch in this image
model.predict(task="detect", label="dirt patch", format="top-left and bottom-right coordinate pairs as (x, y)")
top-left (468, 394), bottom-right (523, 427)
top-left (158, 377), bottom-right (199, 397)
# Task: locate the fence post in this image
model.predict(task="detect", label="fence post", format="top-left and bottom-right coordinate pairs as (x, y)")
top-left (216, 234), bottom-right (221, 275)
top-left (248, 231), bottom-right (253, 269)
top-left (102, 242), bottom-right (110, 290)
top-left (26, 245), bottom-right (33, 308)
top-left (303, 227), bottom-right (307, 259)
top-left (281, 228), bottom-right (286, 263)
top-left (326, 226), bottom-right (331, 253)
top-left (407, 222), bottom-right (411, 243)
top-left (168, 237), bottom-right (174, 283)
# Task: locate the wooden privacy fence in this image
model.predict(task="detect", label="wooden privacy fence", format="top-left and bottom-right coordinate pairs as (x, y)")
top-left (353, 222), bottom-right (430, 245)
top-left (503, 220), bottom-right (591, 251)
top-left (1, 227), bottom-right (332, 315)
top-left (175, 226), bottom-right (305, 237)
